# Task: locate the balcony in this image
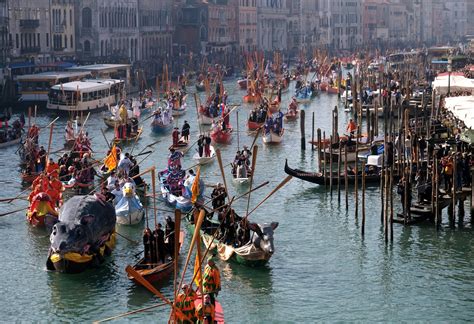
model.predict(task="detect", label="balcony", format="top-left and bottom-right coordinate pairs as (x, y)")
top-left (20, 47), bottom-right (41, 54)
top-left (20, 19), bottom-right (40, 29)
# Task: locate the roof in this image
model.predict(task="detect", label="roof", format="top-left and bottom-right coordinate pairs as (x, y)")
top-left (50, 80), bottom-right (119, 92)
top-left (17, 71), bottom-right (91, 81)
top-left (67, 64), bottom-right (130, 72)
top-left (8, 61), bottom-right (35, 69)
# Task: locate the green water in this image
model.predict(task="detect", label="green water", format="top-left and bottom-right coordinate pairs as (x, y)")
top-left (0, 80), bottom-right (473, 322)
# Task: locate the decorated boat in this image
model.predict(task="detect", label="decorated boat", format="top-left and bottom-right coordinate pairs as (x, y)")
top-left (115, 182), bottom-right (144, 225)
top-left (192, 145), bottom-right (216, 165)
top-left (159, 169), bottom-right (204, 212)
top-left (189, 209), bottom-right (278, 267)
top-left (237, 79), bottom-right (248, 89)
top-left (210, 126), bottom-right (233, 145)
top-left (195, 81), bottom-right (206, 92)
top-left (295, 85), bottom-right (312, 103)
top-left (284, 100), bottom-right (299, 121)
top-left (26, 192), bottom-right (59, 228)
top-left (151, 108), bottom-right (174, 134)
top-left (247, 120), bottom-right (264, 131)
top-left (112, 126), bottom-right (143, 145)
top-left (127, 230), bottom-right (185, 284)
top-left (46, 195), bottom-right (116, 273)
top-left (243, 93), bottom-right (261, 103)
top-left (262, 112), bottom-right (284, 144)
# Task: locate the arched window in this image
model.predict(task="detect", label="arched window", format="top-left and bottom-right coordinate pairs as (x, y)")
top-left (200, 26), bottom-right (207, 41)
top-left (82, 7), bottom-right (92, 28)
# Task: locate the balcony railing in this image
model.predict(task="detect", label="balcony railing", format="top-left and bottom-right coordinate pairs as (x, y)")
top-left (20, 46), bottom-right (41, 54)
top-left (20, 19), bottom-right (40, 29)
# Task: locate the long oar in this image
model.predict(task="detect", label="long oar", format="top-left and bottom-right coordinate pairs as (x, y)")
top-left (93, 302), bottom-right (168, 323)
top-left (246, 145), bottom-right (259, 216)
top-left (215, 149), bottom-right (230, 204)
top-left (100, 128), bottom-right (111, 149)
top-left (0, 196), bottom-right (28, 203)
top-left (244, 175), bottom-right (293, 220)
top-left (0, 207), bottom-right (27, 217)
top-left (125, 265), bottom-right (191, 322)
top-left (115, 231), bottom-right (139, 244)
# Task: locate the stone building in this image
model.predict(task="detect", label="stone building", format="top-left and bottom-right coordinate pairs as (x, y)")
top-left (75, 0), bottom-right (139, 62)
top-left (207, 0), bottom-right (239, 55)
top-left (7, 0), bottom-right (52, 64)
top-left (50, 0), bottom-right (75, 60)
top-left (0, 0), bottom-right (9, 68)
top-left (319, 0), bottom-right (363, 52)
top-left (257, 0), bottom-right (289, 52)
top-left (238, 0), bottom-right (257, 52)
top-left (173, 0), bottom-right (208, 55)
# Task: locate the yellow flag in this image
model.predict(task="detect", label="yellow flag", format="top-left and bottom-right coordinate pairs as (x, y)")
top-left (104, 145), bottom-right (118, 171)
top-left (191, 166), bottom-right (201, 204)
top-left (193, 231), bottom-right (202, 288)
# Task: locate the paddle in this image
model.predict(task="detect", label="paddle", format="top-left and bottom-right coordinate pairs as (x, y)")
top-left (244, 175), bottom-right (293, 220)
top-left (92, 302), bottom-right (169, 323)
top-left (0, 207), bottom-right (27, 218)
top-left (125, 265), bottom-right (192, 322)
top-left (215, 149), bottom-right (230, 204)
top-left (246, 145), bottom-right (259, 216)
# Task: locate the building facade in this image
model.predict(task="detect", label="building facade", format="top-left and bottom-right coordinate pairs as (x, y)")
top-left (319, 0), bottom-right (363, 52)
top-left (7, 0), bottom-right (52, 64)
top-left (207, 0), bottom-right (239, 54)
top-left (238, 0), bottom-right (257, 52)
top-left (173, 0), bottom-right (208, 55)
top-left (51, 0), bottom-right (75, 60)
top-left (257, 0), bottom-right (289, 52)
top-left (362, 0), bottom-right (389, 46)
top-left (0, 0), bottom-right (9, 68)
top-left (75, 0), bottom-right (140, 63)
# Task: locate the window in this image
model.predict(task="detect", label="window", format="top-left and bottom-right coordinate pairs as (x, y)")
top-left (70, 9), bottom-right (73, 26)
top-left (64, 35), bottom-right (67, 48)
top-left (82, 7), bottom-right (92, 28)
top-left (15, 34), bottom-right (19, 48)
top-left (70, 35), bottom-right (73, 48)
top-left (37, 33), bottom-right (40, 47)
top-left (46, 33), bottom-right (49, 47)
top-left (84, 40), bottom-right (91, 53)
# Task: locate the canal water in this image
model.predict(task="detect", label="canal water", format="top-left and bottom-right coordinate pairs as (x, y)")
top-left (0, 79), bottom-right (472, 322)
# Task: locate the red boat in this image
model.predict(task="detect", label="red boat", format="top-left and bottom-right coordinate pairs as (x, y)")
top-left (284, 108), bottom-right (299, 121)
top-left (127, 230), bottom-right (185, 285)
top-left (247, 120), bottom-right (264, 131)
top-left (237, 79), bottom-right (248, 89)
top-left (268, 100), bottom-right (280, 114)
top-left (243, 93), bottom-right (261, 103)
top-left (21, 172), bottom-right (39, 184)
top-left (327, 86), bottom-right (339, 94)
top-left (26, 192), bottom-right (58, 228)
top-left (210, 127), bottom-right (233, 144)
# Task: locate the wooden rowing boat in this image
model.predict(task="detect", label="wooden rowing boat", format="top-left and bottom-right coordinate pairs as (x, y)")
top-left (193, 145), bottom-right (216, 165)
top-left (112, 127), bottom-right (143, 145)
top-left (0, 136), bottom-right (21, 148)
top-left (210, 127), bottom-right (233, 145)
top-left (127, 230), bottom-right (184, 285)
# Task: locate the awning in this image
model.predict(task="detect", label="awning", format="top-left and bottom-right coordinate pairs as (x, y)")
top-left (9, 61), bottom-right (35, 69)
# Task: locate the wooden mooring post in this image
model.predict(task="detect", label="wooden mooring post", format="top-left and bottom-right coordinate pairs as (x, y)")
top-left (311, 112), bottom-right (315, 151)
top-left (300, 109), bottom-right (306, 151)
top-left (317, 128), bottom-right (322, 171)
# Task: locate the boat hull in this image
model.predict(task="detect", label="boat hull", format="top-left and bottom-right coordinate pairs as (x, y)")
top-left (210, 129), bottom-right (233, 144)
top-left (262, 130), bottom-right (283, 144)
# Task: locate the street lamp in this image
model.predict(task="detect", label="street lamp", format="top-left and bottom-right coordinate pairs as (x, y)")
top-left (447, 50), bottom-right (453, 96)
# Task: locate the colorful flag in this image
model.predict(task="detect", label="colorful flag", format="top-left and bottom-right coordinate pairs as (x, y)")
top-left (193, 231), bottom-right (202, 288)
top-left (191, 166), bottom-right (201, 204)
top-left (104, 145), bottom-right (118, 171)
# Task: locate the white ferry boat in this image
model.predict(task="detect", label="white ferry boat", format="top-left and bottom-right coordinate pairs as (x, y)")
top-left (46, 79), bottom-right (124, 112)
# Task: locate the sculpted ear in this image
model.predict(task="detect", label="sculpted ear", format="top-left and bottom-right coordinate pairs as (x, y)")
top-left (80, 215), bottom-right (95, 225)
top-left (270, 222), bottom-right (279, 230)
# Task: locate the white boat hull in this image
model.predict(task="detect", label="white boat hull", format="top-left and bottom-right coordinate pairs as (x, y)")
top-left (262, 130), bottom-right (283, 144)
top-left (115, 195), bottom-right (144, 225)
top-left (192, 146), bottom-right (216, 165)
top-left (233, 177), bottom-right (250, 185)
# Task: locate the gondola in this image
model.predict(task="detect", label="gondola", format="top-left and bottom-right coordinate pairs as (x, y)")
top-left (112, 127), bottom-right (143, 145)
top-left (284, 159), bottom-right (383, 185)
top-left (247, 120), bottom-right (264, 131)
top-left (192, 145), bottom-right (216, 165)
top-left (127, 230), bottom-right (184, 285)
top-left (0, 136), bottom-right (21, 149)
top-left (195, 81), bottom-right (206, 92)
top-left (210, 127), bottom-right (233, 145)
top-left (169, 136), bottom-right (190, 153)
